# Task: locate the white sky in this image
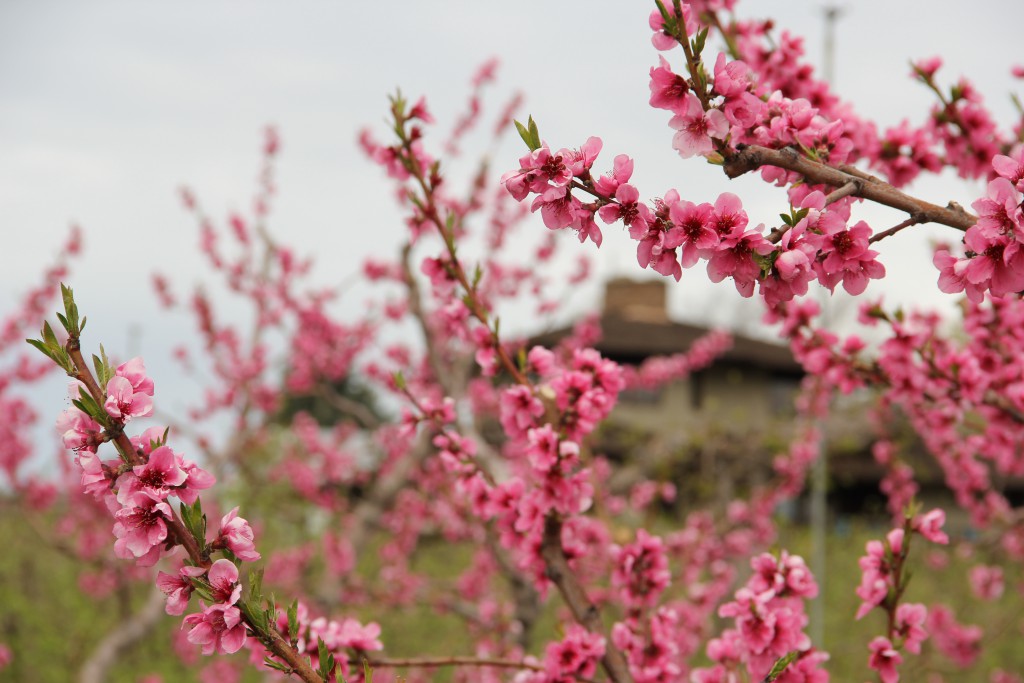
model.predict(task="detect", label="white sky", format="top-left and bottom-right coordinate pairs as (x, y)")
top-left (2, 1), bottom-right (1023, 432)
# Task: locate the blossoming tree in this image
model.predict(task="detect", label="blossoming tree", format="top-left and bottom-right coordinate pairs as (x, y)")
top-left (7, 1), bottom-right (1024, 682)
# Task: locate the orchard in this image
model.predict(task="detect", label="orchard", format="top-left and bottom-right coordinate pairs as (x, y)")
top-left (2, 1), bottom-right (1024, 682)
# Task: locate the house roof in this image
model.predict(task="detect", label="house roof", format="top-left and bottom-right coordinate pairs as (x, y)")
top-left (532, 312), bottom-right (803, 376)
top-left (530, 278), bottom-right (803, 376)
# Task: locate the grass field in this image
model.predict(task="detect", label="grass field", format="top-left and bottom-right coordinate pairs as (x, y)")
top-left (1, 501), bottom-right (1020, 682)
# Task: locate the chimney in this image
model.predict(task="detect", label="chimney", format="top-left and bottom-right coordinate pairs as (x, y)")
top-left (602, 278), bottom-right (669, 323)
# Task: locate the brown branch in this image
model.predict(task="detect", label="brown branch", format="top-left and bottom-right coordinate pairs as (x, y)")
top-left (359, 655), bottom-right (542, 671)
top-left (723, 144), bottom-right (977, 232)
top-left (824, 180), bottom-right (860, 205)
top-left (355, 655), bottom-right (602, 680)
top-left (540, 517), bottom-right (634, 683)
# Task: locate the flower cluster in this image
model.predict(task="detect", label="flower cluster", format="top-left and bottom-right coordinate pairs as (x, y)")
top-left (692, 551), bottom-right (827, 682)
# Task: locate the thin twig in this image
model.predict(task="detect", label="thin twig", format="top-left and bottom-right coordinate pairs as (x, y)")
top-left (869, 215), bottom-right (924, 244)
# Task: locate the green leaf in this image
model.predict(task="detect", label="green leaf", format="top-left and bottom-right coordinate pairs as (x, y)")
top-left (363, 660), bottom-right (374, 683)
top-left (393, 371), bottom-right (406, 391)
top-left (42, 321), bottom-right (60, 348)
top-left (316, 637), bottom-right (331, 677)
top-left (527, 116), bottom-right (541, 150)
top-left (247, 568), bottom-right (265, 604)
top-left (762, 651), bottom-right (800, 682)
top-left (60, 283), bottom-right (81, 336)
top-left (263, 657), bottom-right (293, 673)
top-left (287, 600), bottom-right (300, 645)
top-left (514, 116), bottom-right (542, 151)
top-left (654, 0), bottom-right (671, 24)
top-left (514, 119), bottom-right (531, 149)
top-left (693, 26), bottom-right (709, 55)
top-left (26, 338), bottom-right (59, 364)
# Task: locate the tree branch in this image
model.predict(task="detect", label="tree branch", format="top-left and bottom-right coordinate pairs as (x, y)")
top-left (722, 144), bottom-right (977, 232)
top-left (540, 517), bottom-right (634, 683)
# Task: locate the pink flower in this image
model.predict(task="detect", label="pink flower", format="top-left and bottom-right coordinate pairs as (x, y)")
top-left (501, 145), bottom-right (572, 201)
top-left (334, 618), bottom-right (383, 651)
top-left (113, 490), bottom-right (172, 566)
top-left (131, 445), bottom-right (187, 500)
top-left (115, 357), bottom-right (155, 396)
top-left (911, 56), bottom-right (943, 79)
top-left (207, 559), bottom-right (242, 605)
top-left (217, 507), bottom-right (260, 561)
top-left (968, 564), bottom-right (1004, 600)
top-left (992, 150), bottom-right (1024, 193)
top-left (868, 636), bottom-right (902, 683)
top-left (934, 248), bottom-right (985, 303)
top-left (894, 603), bottom-right (928, 654)
top-left (666, 199), bottom-right (716, 267)
top-left (56, 406), bottom-right (102, 452)
top-left (177, 457), bottom-right (216, 505)
top-left (543, 623), bottom-right (605, 678)
top-left (648, 3), bottom-right (696, 51)
top-left (156, 565), bottom-right (206, 615)
top-left (811, 216), bottom-right (885, 295)
top-left (713, 53), bottom-right (752, 98)
top-left (612, 529), bottom-right (670, 609)
top-left (184, 603), bottom-right (247, 655)
top-left (597, 183), bottom-right (652, 233)
top-left (669, 94), bottom-right (729, 158)
top-left (104, 375), bottom-right (154, 422)
top-left (914, 509), bottom-right (949, 544)
top-left (707, 227), bottom-right (772, 297)
top-left (593, 153), bottom-right (634, 197)
top-left (649, 56), bottom-right (690, 112)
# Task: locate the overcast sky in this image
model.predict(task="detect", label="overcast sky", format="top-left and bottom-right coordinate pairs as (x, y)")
top-left (2, 1), bottom-right (1023, 433)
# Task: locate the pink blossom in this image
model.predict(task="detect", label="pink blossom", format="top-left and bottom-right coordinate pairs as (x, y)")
top-left (115, 357), bottom-right (155, 396)
top-left (669, 94), bottom-right (729, 158)
top-left (867, 636), bottom-right (902, 683)
top-left (894, 603), bottom-right (928, 654)
top-left (649, 56), bottom-right (690, 112)
top-left (927, 605), bottom-right (982, 667)
top-left (968, 564), bottom-right (1004, 600)
top-left (184, 603), bottom-right (247, 655)
top-left (207, 559), bottom-right (242, 605)
top-left (177, 457), bottom-right (216, 505)
top-left (648, 3), bottom-right (696, 51)
top-left (934, 248), bottom-right (985, 303)
top-left (912, 56), bottom-right (943, 79)
top-left (113, 490), bottom-right (172, 566)
top-left (707, 227), bottom-right (772, 297)
top-left (501, 145), bottom-right (572, 201)
top-left (217, 507), bottom-right (260, 561)
top-left (598, 183), bottom-right (652, 233)
top-left (104, 375), bottom-right (154, 422)
top-left (914, 509), bottom-right (949, 544)
top-left (131, 445), bottom-right (188, 500)
top-left (992, 150), bottom-right (1024, 192)
top-left (542, 623), bottom-right (605, 679)
top-left (713, 53), bottom-right (752, 98)
top-left (593, 153), bottom-right (634, 197)
top-left (666, 199), bottom-right (716, 267)
top-left (157, 565), bottom-right (206, 615)
top-left (56, 406), bottom-right (102, 452)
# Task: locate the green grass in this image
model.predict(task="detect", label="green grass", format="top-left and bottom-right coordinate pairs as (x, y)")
top-left (2, 501), bottom-right (1021, 682)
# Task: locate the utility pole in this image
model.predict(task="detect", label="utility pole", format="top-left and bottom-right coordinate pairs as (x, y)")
top-left (810, 2), bottom-right (844, 650)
